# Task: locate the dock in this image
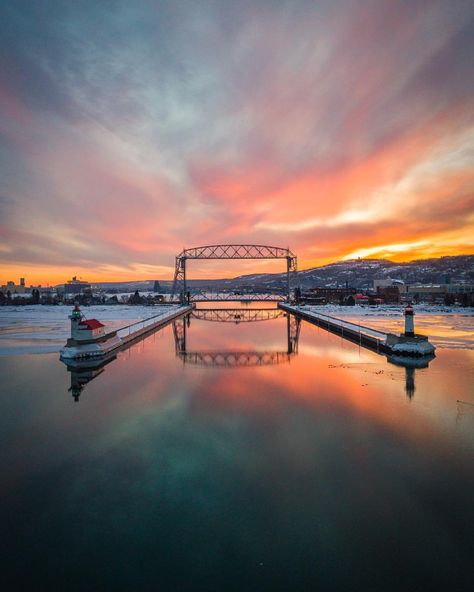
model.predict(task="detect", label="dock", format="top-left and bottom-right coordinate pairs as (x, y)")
top-left (279, 303), bottom-right (435, 357)
top-left (117, 305), bottom-right (194, 347)
top-left (60, 304), bottom-right (193, 360)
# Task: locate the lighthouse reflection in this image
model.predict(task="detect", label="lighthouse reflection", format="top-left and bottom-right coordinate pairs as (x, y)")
top-left (61, 308), bottom-right (435, 402)
top-left (61, 309), bottom-right (300, 400)
top-left (386, 353), bottom-right (435, 399)
top-left (64, 354), bottom-right (117, 402)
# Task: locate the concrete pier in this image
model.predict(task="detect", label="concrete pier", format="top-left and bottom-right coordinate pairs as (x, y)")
top-left (118, 305), bottom-right (194, 347)
top-left (279, 303), bottom-right (435, 357)
top-left (60, 304), bottom-right (193, 360)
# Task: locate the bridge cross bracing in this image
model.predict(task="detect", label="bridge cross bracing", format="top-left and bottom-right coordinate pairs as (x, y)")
top-left (172, 244), bottom-right (298, 303)
top-left (179, 351), bottom-right (292, 368)
top-left (191, 308), bottom-right (286, 323)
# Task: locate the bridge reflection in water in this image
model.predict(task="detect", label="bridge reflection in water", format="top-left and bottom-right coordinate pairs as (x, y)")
top-left (62, 306), bottom-right (430, 401)
top-left (191, 308), bottom-right (286, 323)
top-left (62, 307), bottom-right (301, 400)
top-left (173, 309), bottom-right (301, 368)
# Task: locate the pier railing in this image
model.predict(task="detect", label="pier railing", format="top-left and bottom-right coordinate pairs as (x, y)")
top-left (280, 303), bottom-right (435, 358)
top-left (292, 305), bottom-right (388, 346)
top-left (116, 306), bottom-right (181, 340)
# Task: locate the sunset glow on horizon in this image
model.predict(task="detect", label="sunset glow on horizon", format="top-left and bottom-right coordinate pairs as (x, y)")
top-left (1, 0), bottom-right (473, 285)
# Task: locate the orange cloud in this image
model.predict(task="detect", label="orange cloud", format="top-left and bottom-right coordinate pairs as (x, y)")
top-left (1, 0), bottom-right (473, 282)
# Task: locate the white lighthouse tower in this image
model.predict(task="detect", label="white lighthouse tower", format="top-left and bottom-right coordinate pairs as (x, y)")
top-left (70, 304), bottom-right (83, 339)
top-left (404, 303), bottom-right (415, 337)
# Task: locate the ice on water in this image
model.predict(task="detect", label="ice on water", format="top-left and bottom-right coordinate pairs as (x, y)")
top-left (0, 304), bottom-right (473, 355)
top-left (0, 305), bottom-right (157, 355)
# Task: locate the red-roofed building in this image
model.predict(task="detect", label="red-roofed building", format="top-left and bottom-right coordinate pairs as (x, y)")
top-left (79, 319), bottom-right (104, 330)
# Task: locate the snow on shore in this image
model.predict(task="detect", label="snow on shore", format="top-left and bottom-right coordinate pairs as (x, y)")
top-left (0, 305), bottom-right (165, 355)
top-left (303, 304), bottom-right (474, 349)
top-left (0, 303), bottom-right (473, 355)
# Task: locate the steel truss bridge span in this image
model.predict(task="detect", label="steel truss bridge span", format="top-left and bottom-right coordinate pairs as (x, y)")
top-left (178, 351), bottom-right (292, 368)
top-left (192, 308), bottom-right (286, 323)
top-left (172, 244), bottom-right (298, 303)
top-left (172, 311), bottom-right (301, 368)
top-left (177, 244), bottom-right (295, 260)
top-left (190, 293), bottom-right (284, 302)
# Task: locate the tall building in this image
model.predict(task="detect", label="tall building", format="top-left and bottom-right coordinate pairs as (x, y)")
top-left (1, 278), bottom-right (26, 294)
top-left (62, 276), bottom-right (92, 295)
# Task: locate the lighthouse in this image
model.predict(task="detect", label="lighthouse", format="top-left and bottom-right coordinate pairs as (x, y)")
top-left (61, 304), bottom-right (122, 359)
top-left (69, 304), bottom-right (105, 341)
top-left (404, 303), bottom-right (415, 337)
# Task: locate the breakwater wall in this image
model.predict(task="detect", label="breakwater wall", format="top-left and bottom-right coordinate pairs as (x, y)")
top-left (279, 303), bottom-right (391, 353)
top-left (118, 305), bottom-right (194, 346)
top-left (61, 304), bottom-right (194, 360)
top-left (279, 303), bottom-right (435, 356)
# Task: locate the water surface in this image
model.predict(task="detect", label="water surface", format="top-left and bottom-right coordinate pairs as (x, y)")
top-left (1, 308), bottom-right (473, 590)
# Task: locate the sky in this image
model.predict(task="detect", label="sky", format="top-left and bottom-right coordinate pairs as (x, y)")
top-left (0, 0), bottom-right (473, 284)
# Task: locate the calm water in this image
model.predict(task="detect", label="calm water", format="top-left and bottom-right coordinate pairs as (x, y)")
top-left (1, 307), bottom-right (474, 590)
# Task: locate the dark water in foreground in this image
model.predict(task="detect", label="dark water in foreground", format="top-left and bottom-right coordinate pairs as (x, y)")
top-left (1, 311), bottom-right (474, 591)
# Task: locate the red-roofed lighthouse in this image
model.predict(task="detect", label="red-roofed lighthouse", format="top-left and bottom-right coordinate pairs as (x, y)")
top-left (62, 304), bottom-right (122, 359)
top-left (70, 305), bottom-right (105, 341)
top-left (61, 302), bottom-right (192, 360)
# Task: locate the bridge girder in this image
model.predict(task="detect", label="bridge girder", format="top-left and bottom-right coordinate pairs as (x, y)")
top-left (171, 243), bottom-right (298, 303)
top-left (191, 308), bottom-right (286, 323)
top-left (178, 351), bottom-right (292, 368)
top-left (191, 293), bottom-right (285, 302)
top-left (177, 244), bottom-right (296, 259)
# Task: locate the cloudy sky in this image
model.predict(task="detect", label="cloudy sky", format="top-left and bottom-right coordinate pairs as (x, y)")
top-left (1, 0), bottom-right (473, 283)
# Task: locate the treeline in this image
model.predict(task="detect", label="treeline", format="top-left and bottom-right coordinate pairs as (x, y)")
top-left (0, 290), bottom-right (166, 306)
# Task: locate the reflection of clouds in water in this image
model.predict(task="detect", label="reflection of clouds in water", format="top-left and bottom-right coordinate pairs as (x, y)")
top-left (337, 313), bottom-right (474, 349)
top-left (45, 372), bottom-right (474, 591)
top-left (434, 342), bottom-right (474, 349)
top-left (456, 401), bottom-right (474, 439)
top-left (300, 342), bottom-right (372, 364)
top-left (2, 303), bottom-right (474, 589)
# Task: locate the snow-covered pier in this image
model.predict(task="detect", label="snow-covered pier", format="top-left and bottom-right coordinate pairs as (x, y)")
top-left (60, 304), bottom-right (193, 360)
top-left (279, 303), bottom-right (436, 357)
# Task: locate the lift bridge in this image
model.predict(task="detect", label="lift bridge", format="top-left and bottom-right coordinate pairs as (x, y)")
top-left (171, 244), bottom-right (298, 303)
top-left (172, 309), bottom-right (301, 368)
top-left (192, 308), bottom-right (286, 323)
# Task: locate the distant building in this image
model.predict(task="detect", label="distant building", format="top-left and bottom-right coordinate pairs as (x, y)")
top-left (306, 287), bottom-right (356, 304)
top-left (401, 283), bottom-right (474, 304)
top-left (375, 285), bottom-right (400, 304)
top-left (373, 278), bottom-right (404, 291)
top-left (1, 278), bottom-right (26, 294)
top-left (61, 276), bottom-right (92, 296)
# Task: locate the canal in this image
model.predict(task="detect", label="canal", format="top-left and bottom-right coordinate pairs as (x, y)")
top-left (1, 304), bottom-right (473, 590)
